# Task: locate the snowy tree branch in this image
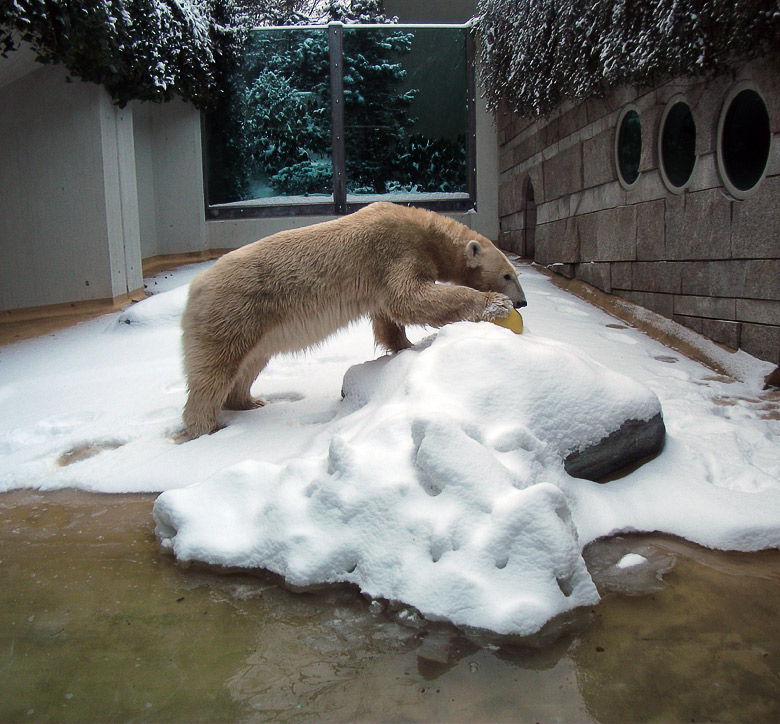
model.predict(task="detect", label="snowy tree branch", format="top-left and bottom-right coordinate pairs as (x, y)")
top-left (0, 0), bottom-right (240, 108)
top-left (474, 0), bottom-right (780, 118)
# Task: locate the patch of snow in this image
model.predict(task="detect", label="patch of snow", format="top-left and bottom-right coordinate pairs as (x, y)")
top-left (118, 285), bottom-right (190, 327)
top-left (210, 191), bottom-right (468, 209)
top-left (615, 553), bottom-right (646, 569)
top-left (210, 194), bottom-right (334, 208)
top-left (346, 192), bottom-right (470, 204)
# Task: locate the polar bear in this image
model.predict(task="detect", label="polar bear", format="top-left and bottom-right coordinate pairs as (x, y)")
top-left (181, 202), bottom-right (526, 437)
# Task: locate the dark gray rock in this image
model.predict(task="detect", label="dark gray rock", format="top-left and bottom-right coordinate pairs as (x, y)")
top-left (563, 412), bottom-right (665, 482)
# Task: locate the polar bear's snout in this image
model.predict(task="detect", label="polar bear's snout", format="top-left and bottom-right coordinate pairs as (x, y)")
top-left (503, 273), bottom-right (527, 309)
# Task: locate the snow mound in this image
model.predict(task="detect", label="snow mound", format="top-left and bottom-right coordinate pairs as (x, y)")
top-left (154, 323), bottom-right (663, 636)
top-left (117, 285), bottom-right (189, 327)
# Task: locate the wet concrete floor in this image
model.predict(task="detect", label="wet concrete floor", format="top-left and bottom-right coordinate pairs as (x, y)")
top-left (2, 489), bottom-right (780, 723)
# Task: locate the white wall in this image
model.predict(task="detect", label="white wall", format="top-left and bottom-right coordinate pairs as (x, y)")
top-left (133, 100), bottom-right (208, 259)
top-left (100, 97), bottom-right (143, 299)
top-left (473, 73), bottom-right (500, 241)
top-left (133, 104), bottom-right (160, 260)
top-left (0, 62), bottom-right (142, 311)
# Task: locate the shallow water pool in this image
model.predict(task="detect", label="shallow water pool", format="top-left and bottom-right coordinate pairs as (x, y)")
top-left (2, 490), bottom-right (780, 723)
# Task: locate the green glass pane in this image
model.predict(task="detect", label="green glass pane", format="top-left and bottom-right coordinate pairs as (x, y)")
top-left (342, 26), bottom-right (469, 198)
top-left (205, 28), bottom-right (333, 205)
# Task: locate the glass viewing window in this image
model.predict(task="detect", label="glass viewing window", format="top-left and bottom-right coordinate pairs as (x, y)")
top-left (342, 26), bottom-right (469, 202)
top-left (205, 28), bottom-right (333, 212)
top-left (203, 24), bottom-right (475, 218)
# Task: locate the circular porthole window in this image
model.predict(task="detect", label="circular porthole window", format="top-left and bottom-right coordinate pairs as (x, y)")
top-left (616, 106), bottom-right (642, 188)
top-left (717, 83), bottom-right (772, 199)
top-left (659, 97), bottom-right (697, 192)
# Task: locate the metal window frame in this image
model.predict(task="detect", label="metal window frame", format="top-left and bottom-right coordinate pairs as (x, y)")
top-left (203, 22), bottom-right (477, 220)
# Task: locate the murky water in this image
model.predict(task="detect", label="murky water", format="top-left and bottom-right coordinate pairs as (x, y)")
top-left (2, 490), bottom-right (780, 723)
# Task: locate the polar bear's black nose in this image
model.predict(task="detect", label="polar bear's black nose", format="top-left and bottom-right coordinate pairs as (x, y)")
top-left (515, 299), bottom-right (528, 309)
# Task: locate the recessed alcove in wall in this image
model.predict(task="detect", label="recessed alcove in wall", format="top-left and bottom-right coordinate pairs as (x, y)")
top-left (717, 82), bottom-right (772, 200)
top-left (523, 176), bottom-right (536, 259)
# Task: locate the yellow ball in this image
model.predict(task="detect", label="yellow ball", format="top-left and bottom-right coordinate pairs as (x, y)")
top-left (491, 308), bottom-right (523, 334)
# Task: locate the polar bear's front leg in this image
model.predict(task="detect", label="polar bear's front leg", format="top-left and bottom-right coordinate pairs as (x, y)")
top-left (387, 281), bottom-right (512, 329)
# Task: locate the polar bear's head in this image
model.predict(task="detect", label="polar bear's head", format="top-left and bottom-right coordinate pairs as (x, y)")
top-left (463, 237), bottom-right (527, 309)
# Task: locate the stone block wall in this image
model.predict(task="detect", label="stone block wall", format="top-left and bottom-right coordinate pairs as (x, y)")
top-left (497, 54), bottom-right (780, 366)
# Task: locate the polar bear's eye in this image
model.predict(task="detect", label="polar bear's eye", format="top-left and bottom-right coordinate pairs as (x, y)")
top-left (503, 273), bottom-right (513, 281)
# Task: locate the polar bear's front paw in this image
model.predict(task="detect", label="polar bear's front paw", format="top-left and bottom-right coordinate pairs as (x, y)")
top-left (481, 293), bottom-right (513, 322)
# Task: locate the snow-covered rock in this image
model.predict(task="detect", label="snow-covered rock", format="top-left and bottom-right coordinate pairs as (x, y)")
top-left (154, 323), bottom-right (663, 636)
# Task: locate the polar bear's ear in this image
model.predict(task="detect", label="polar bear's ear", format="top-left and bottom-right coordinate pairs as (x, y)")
top-left (465, 239), bottom-right (483, 268)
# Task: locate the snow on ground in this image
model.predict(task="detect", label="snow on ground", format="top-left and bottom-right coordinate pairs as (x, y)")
top-left (1, 261), bottom-right (779, 636)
